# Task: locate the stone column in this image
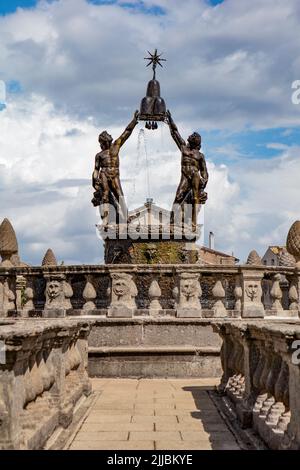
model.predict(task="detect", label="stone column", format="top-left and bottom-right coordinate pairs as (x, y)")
top-left (234, 275), bottom-right (242, 317)
top-left (15, 275), bottom-right (26, 317)
top-left (148, 280), bottom-right (162, 316)
top-left (23, 287), bottom-right (34, 316)
top-left (270, 273), bottom-right (284, 316)
top-left (287, 269), bottom-right (300, 317)
top-left (240, 268), bottom-right (265, 318)
top-left (212, 278), bottom-right (226, 317)
top-left (0, 277), bottom-right (15, 317)
top-left (48, 331), bottom-right (69, 428)
top-left (83, 276), bottom-right (97, 312)
top-left (77, 323), bottom-right (92, 396)
top-left (0, 340), bottom-right (24, 449)
top-left (0, 277), bottom-right (4, 317)
top-left (282, 350), bottom-right (300, 449)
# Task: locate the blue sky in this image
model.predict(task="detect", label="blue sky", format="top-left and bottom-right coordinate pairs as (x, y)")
top-left (0, 0), bottom-right (38, 14)
top-left (1, 0), bottom-right (300, 265)
top-left (0, 0), bottom-right (224, 15)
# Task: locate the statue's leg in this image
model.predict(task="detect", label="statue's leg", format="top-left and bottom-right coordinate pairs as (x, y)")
top-left (111, 177), bottom-right (127, 223)
top-left (171, 175), bottom-right (189, 227)
top-left (191, 174), bottom-right (201, 230)
top-left (99, 173), bottom-right (110, 225)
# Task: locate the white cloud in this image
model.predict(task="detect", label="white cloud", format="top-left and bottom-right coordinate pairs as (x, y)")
top-left (1, 0), bottom-right (300, 129)
top-left (1, 0), bottom-right (300, 265)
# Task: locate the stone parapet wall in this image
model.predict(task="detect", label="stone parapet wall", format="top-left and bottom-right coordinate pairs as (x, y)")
top-left (0, 318), bottom-right (93, 449)
top-left (213, 318), bottom-right (300, 450)
top-left (0, 264), bottom-right (299, 319)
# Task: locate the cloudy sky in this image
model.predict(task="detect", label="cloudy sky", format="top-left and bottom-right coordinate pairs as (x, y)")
top-left (1, 0), bottom-right (300, 265)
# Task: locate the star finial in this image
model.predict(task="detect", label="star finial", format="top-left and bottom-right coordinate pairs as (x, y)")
top-left (144, 49), bottom-right (166, 79)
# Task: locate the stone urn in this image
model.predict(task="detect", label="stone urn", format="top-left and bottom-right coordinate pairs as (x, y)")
top-left (286, 221), bottom-right (300, 268)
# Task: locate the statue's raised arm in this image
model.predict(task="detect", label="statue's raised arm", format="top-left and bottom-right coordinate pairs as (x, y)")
top-left (167, 110), bottom-right (185, 150)
top-left (114, 110), bottom-right (139, 149)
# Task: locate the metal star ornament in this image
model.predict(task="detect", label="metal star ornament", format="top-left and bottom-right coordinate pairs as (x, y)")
top-left (144, 49), bottom-right (166, 79)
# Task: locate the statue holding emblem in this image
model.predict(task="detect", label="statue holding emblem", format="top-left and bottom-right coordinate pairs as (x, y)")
top-left (167, 110), bottom-right (208, 231)
top-left (92, 111), bottom-right (139, 224)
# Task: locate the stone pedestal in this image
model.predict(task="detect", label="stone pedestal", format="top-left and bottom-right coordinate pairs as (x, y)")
top-left (99, 209), bottom-right (201, 265)
top-left (240, 269), bottom-right (265, 318)
top-left (176, 308), bottom-right (201, 318)
top-left (173, 272), bottom-right (202, 318)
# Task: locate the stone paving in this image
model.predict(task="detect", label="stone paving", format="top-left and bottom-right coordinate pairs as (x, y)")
top-left (67, 378), bottom-right (240, 450)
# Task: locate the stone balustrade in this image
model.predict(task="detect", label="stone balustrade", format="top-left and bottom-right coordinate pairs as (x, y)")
top-left (0, 264), bottom-right (299, 319)
top-left (213, 319), bottom-right (300, 450)
top-left (0, 318), bottom-right (92, 449)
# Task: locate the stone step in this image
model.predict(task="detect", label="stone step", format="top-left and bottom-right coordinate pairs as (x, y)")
top-left (89, 345), bottom-right (220, 354)
top-left (88, 345), bottom-right (221, 378)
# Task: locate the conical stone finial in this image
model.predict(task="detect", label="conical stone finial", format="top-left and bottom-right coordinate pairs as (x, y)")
top-left (287, 221), bottom-right (300, 267)
top-left (246, 250), bottom-right (263, 266)
top-left (0, 218), bottom-right (18, 255)
top-left (0, 218), bottom-right (19, 266)
top-left (279, 247), bottom-right (295, 267)
top-left (42, 248), bottom-right (57, 267)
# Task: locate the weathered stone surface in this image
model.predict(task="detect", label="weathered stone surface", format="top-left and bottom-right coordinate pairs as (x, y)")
top-left (246, 250), bottom-right (263, 266)
top-left (279, 247), bottom-right (295, 267)
top-left (42, 249), bottom-right (57, 267)
top-left (1, 263), bottom-right (299, 319)
top-left (148, 280), bottom-right (162, 314)
top-left (0, 277), bottom-right (15, 317)
top-left (108, 272), bottom-right (137, 317)
top-left (87, 318), bottom-right (221, 377)
top-left (0, 218), bottom-right (18, 256)
top-left (43, 275), bottom-right (73, 315)
top-left (270, 273), bottom-right (284, 315)
top-left (287, 220), bottom-right (300, 267)
top-left (88, 349), bottom-right (221, 378)
top-left (212, 319), bottom-right (300, 450)
top-left (173, 272), bottom-right (202, 318)
top-left (67, 378), bottom-right (242, 451)
top-left (212, 279), bottom-right (226, 317)
top-left (240, 269), bottom-right (265, 318)
top-left (0, 318), bottom-right (93, 450)
top-left (88, 318), bottom-right (222, 347)
top-left (83, 276), bottom-right (97, 311)
top-left (0, 218), bottom-right (20, 267)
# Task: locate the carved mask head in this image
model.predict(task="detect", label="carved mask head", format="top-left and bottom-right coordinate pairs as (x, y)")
top-left (245, 283), bottom-right (259, 301)
top-left (47, 280), bottom-right (61, 300)
top-left (113, 279), bottom-right (129, 298)
top-left (145, 246), bottom-right (157, 261)
top-left (181, 279), bottom-right (196, 298)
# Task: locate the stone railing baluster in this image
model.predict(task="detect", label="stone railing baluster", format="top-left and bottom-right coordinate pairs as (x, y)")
top-left (213, 320), bottom-right (300, 450)
top-left (0, 319), bottom-right (93, 450)
top-left (212, 278), bottom-right (226, 317)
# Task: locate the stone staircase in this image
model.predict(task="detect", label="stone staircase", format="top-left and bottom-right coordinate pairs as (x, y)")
top-left (88, 317), bottom-right (222, 378)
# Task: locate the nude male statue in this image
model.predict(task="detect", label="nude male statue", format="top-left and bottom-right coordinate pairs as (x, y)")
top-left (167, 110), bottom-right (208, 230)
top-left (92, 110), bottom-right (139, 223)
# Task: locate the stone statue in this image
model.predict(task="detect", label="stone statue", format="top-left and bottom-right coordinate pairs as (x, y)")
top-left (167, 110), bottom-right (208, 230)
top-left (92, 111), bottom-right (140, 224)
